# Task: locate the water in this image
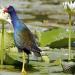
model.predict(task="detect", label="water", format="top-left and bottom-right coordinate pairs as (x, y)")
top-left (0, 0), bottom-right (49, 20)
top-left (0, 0), bottom-right (74, 75)
top-left (0, 70), bottom-right (20, 75)
top-left (0, 0), bottom-right (49, 32)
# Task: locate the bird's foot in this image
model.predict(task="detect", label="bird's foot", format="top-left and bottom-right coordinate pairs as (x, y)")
top-left (21, 69), bottom-right (27, 75)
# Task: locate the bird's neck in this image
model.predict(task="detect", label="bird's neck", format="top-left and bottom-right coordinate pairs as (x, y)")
top-left (9, 11), bottom-right (20, 28)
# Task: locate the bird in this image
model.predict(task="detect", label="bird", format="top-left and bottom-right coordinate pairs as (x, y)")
top-left (3, 6), bottom-right (42, 75)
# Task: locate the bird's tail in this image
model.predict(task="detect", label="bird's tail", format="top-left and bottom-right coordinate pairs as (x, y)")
top-left (34, 51), bottom-right (41, 57)
top-left (32, 47), bottom-right (50, 63)
top-left (32, 46), bottom-right (42, 57)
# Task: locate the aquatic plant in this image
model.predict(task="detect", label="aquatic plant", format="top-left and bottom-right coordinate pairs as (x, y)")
top-left (0, 8), bottom-right (11, 67)
top-left (63, 1), bottom-right (75, 60)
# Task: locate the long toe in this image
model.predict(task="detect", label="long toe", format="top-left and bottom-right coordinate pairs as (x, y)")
top-left (21, 70), bottom-right (27, 75)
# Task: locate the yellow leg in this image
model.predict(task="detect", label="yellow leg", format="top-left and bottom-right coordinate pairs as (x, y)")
top-left (21, 51), bottom-right (27, 75)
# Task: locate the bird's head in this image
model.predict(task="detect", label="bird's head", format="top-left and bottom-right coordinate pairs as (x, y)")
top-left (3, 6), bottom-right (15, 14)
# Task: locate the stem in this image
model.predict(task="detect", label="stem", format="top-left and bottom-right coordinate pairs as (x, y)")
top-left (68, 14), bottom-right (71, 61)
top-left (0, 21), bottom-right (5, 66)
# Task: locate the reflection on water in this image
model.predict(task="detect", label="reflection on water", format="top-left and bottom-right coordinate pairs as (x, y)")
top-left (0, 0), bottom-right (50, 32)
top-left (0, 70), bottom-right (20, 75)
top-left (0, 0), bottom-right (49, 21)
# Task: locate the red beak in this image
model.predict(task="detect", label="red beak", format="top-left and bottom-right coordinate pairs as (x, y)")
top-left (3, 8), bottom-right (8, 13)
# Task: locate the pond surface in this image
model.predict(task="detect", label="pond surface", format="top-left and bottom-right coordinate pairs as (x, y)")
top-left (0, 65), bottom-right (72, 75)
top-left (0, 0), bottom-right (74, 75)
top-left (0, 70), bottom-right (20, 75)
top-left (0, 0), bottom-right (49, 20)
top-left (0, 0), bottom-right (51, 32)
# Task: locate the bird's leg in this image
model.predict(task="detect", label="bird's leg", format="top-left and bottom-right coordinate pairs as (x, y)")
top-left (27, 54), bottom-right (29, 64)
top-left (21, 51), bottom-right (27, 75)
